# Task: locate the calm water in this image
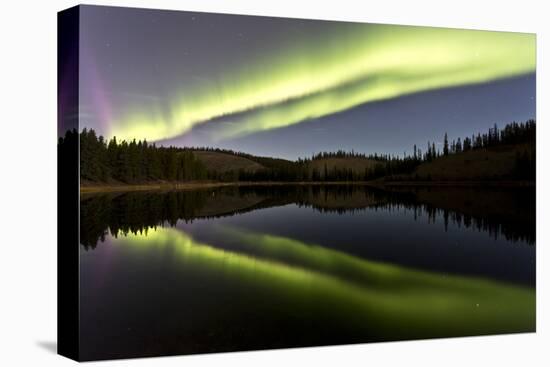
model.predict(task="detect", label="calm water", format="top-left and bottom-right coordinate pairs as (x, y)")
top-left (79, 185), bottom-right (535, 360)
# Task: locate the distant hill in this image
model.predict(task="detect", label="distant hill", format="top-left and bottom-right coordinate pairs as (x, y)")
top-left (193, 149), bottom-right (382, 181)
top-left (309, 157), bottom-right (381, 178)
top-left (192, 144), bottom-right (534, 182)
top-left (193, 150), bottom-right (265, 173)
top-left (410, 143), bottom-right (534, 181)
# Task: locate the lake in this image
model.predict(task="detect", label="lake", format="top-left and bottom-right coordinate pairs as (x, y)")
top-left (79, 184), bottom-right (535, 360)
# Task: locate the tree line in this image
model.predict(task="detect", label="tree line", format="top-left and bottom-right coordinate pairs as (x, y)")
top-left (80, 185), bottom-right (534, 249)
top-left (59, 128), bottom-right (208, 183)
top-left (213, 119), bottom-right (536, 182)
top-left (59, 119), bottom-right (535, 184)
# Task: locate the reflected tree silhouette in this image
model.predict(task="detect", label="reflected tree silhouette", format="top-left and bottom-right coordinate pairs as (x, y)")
top-left (80, 185), bottom-right (535, 249)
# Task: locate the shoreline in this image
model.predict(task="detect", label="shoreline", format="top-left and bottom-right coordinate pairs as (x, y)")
top-left (80, 180), bottom-right (535, 194)
top-left (80, 181), bottom-right (378, 194)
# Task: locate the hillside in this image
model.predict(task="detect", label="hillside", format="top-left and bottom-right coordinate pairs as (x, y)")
top-left (193, 150), bottom-right (265, 173)
top-left (309, 157), bottom-right (381, 177)
top-left (410, 143), bottom-right (534, 181)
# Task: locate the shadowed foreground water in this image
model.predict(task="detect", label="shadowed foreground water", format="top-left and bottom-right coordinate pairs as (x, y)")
top-left (79, 185), bottom-right (535, 360)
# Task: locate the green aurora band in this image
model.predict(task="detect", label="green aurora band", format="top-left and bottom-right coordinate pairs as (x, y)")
top-left (113, 226), bottom-right (535, 337)
top-left (108, 24), bottom-right (535, 142)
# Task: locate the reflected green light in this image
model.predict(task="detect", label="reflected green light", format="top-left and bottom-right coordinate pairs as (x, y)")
top-left (109, 24), bottom-right (535, 142)
top-left (113, 226), bottom-right (534, 336)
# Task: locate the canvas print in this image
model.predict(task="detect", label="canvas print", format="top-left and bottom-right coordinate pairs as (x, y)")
top-left (58, 5), bottom-right (536, 361)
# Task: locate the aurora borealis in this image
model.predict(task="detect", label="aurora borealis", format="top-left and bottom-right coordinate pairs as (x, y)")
top-left (79, 5), bottom-right (536, 158)
top-left (95, 225), bottom-right (534, 335)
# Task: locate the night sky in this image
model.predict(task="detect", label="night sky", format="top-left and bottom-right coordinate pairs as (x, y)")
top-left (77, 5), bottom-right (536, 160)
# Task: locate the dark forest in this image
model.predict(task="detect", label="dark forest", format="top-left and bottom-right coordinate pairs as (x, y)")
top-left (60, 119), bottom-right (535, 184)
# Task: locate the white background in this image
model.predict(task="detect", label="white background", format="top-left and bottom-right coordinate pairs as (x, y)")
top-left (0, 0), bottom-right (548, 365)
